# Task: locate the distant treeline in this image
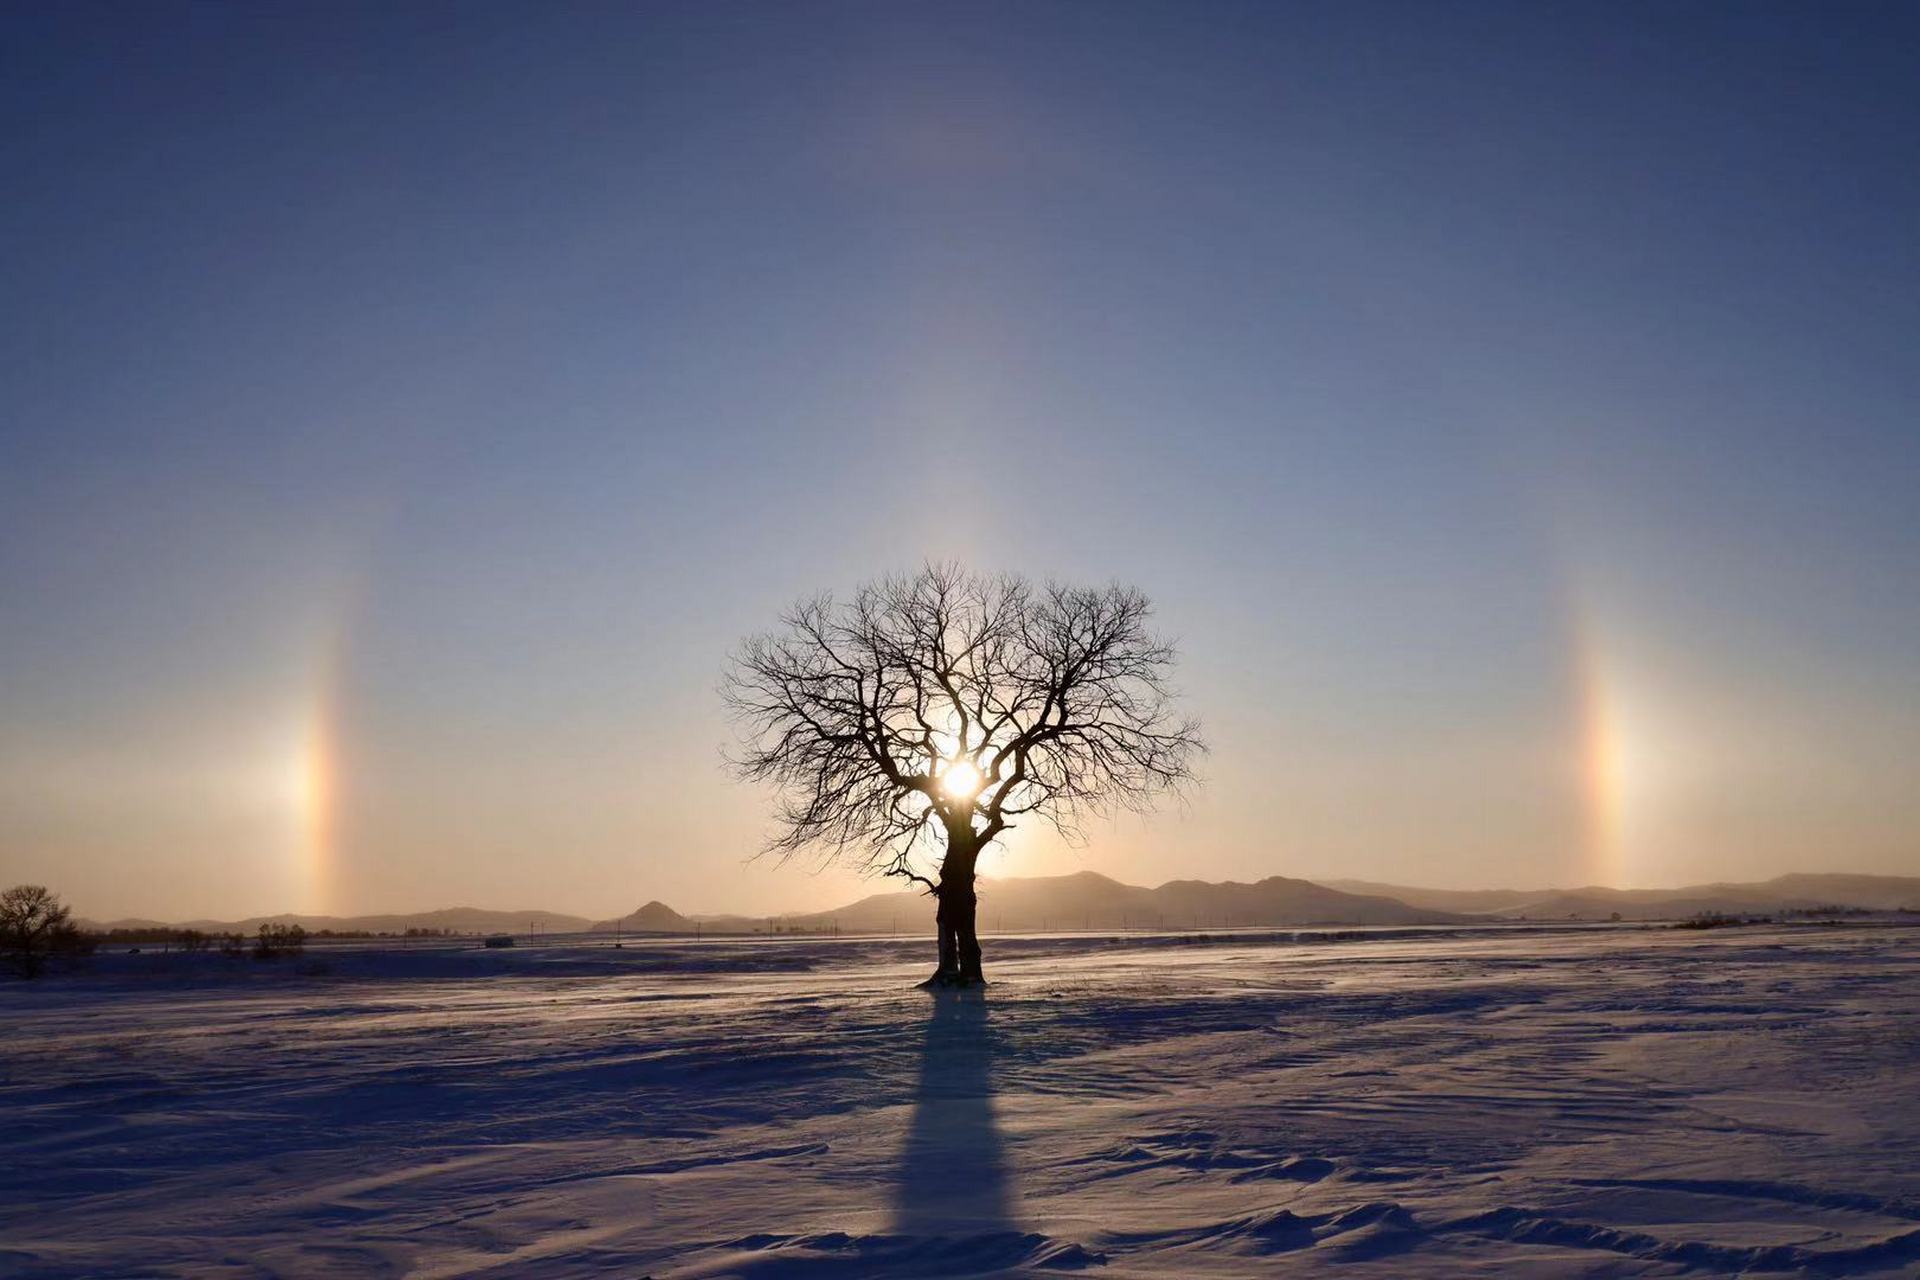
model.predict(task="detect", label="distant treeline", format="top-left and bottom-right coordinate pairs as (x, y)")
top-left (1780, 905), bottom-right (1883, 918)
top-left (1676, 904), bottom-right (1903, 930)
top-left (86, 924), bottom-right (458, 946)
top-left (85, 924), bottom-right (310, 958)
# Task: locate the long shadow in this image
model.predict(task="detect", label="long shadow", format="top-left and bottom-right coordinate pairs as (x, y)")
top-left (891, 989), bottom-right (1015, 1236)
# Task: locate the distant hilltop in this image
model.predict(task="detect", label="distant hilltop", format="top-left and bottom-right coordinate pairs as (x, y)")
top-left (1321, 872), bottom-right (1920, 921)
top-left (82, 870), bottom-right (1920, 937)
top-left (588, 871), bottom-right (1465, 935)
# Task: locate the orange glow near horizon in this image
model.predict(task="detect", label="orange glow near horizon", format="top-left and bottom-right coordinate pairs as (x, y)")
top-left (1580, 665), bottom-right (1628, 888)
top-left (1570, 609), bottom-right (1640, 890)
top-left (291, 627), bottom-right (349, 916)
top-left (294, 702), bottom-right (336, 915)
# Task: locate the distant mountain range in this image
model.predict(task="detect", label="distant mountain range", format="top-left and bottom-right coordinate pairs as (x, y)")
top-left (83, 871), bottom-right (1920, 937)
top-left (1323, 873), bottom-right (1920, 919)
top-left (588, 871), bottom-right (1465, 934)
top-left (85, 907), bottom-right (595, 936)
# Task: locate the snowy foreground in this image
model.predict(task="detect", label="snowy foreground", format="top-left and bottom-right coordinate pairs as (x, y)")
top-left (4, 922), bottom-right (1919, 1278)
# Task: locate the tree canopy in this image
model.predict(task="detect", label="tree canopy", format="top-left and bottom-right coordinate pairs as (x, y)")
top-left (723, 564), bottom-right (1204, 896)
top-left (0, 884), bottom-right (83, 979)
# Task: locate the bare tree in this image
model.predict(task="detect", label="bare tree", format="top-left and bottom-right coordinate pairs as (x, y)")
top-left (253, 922), bottom-right (308, 960)
top-left (0, 885), bottom-right (85, 979)
top-left (724, 564), bottom-right (1204, 986)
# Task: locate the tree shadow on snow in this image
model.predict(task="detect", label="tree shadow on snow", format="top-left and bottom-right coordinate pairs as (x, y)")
top-left (891, 989), bottom-right (1015, 1236)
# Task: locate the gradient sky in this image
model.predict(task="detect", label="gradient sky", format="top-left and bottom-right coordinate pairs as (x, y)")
top-left (4, 2), bottom-right (1918, 921)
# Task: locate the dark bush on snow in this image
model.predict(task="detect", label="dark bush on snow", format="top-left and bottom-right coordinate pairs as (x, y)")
top-left (1675, 913), bottom-right (1772, 930)
top-left (254, 923), bottom-right (307, 959)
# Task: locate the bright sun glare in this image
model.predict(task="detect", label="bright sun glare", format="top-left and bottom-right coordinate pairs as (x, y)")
top-left (940, 760), bottom-right (983, 801)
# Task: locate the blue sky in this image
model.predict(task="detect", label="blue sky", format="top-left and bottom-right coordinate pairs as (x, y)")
top-left (4, 2), bottom-right (1917, 919)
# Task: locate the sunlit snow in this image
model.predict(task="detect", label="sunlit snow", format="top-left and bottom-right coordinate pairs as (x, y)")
top-left (4, 922), bottom-right (1917, 1276)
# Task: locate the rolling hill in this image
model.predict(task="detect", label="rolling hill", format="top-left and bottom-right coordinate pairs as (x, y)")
top-left (595, 870), bottom-right (1464, 934)
top-left (84, 871), bottom-right (1918, 939)
top-left (1323, 873), bottom-right (1920, 919)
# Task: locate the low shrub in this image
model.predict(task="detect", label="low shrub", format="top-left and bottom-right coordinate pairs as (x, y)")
top-left (254, 923), bottom-right (308, 959)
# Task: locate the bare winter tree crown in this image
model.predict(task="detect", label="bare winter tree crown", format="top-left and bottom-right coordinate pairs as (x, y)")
top-left (722, 564), bottom-right (1204, 891)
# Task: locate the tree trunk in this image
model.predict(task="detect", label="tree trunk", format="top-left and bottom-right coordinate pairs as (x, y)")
top-left (935, 889), bottom-right (960, 978)
top-left (955, 876), bottom-right (984, 983)
top-left (921, 827), bottom-right (985, 988)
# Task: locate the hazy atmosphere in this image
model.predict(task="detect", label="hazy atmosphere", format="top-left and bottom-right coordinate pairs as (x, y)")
top-left (10, 7), bottom-right (1920, 1280)
top-left (6, 2), bottom-right (1919, 923)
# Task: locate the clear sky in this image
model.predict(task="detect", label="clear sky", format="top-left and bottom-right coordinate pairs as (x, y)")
top-left (4, 2), bottom-right (1917, 921)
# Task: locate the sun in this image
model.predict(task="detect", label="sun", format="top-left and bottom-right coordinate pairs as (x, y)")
top-left (940, 759), bottom-right (983, 801)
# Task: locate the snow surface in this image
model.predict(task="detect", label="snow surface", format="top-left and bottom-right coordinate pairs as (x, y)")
top-left (4, 922), bottom-right (1919, 1277)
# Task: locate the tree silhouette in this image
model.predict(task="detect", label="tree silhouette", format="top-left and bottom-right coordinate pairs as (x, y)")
top-left (0, 884), bottom-right (84, 979)
top-left (724, 564), bottom-right (1203, 986)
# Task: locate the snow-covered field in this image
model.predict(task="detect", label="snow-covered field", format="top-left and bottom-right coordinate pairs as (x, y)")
top-left (4, 921), bottom-right (1918, 1277)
